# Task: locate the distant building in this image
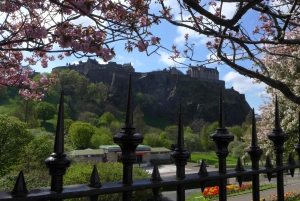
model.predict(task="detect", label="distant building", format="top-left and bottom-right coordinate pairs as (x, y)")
top-left (255, 114), bottom-right (262, 121)
top-left (70, 148), bottom-right (105, 162)
top-left (100, 145), bottom-right (152, 163)
top-left (186, 65), bottom-right (219, 80)
top-left (150, 147), bottom-right (172, 160)
top-left (70, 145), bottom-right (172, 164)
top-left (103, 145), bottom-right (172, 164)
top-left (53, 59), bottom-right (135, 75)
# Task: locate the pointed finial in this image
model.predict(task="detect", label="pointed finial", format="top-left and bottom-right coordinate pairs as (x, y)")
top-left (265, 155), bottom-right (273, 168)
top-left (12, 171), bottom-right (28, 197)
top-left (274, 95), bottom-right (281, 130)
top-left (88, 165), bottom-right (102, 188)
top-left (177, 103), bottom-right (184, 150)
top-left (200, 182), bottom-right (206, 193)
top-left (150, 163), bottom-right (162, 182)
top-left (54, 90), bottom-right (64, 154)
top-left (235, 157), bottom-right (245, 172)
top-left (287, 153), bottom-right (295, 177)
top-left (198, 160), bottom-right (208, 177)
top-left (219, 87), bottom-right (224, 128)
top-left (265, 155), bottom-right (273, 182)
top-left (235, 158), bottom-right (244, 187)
top-left (125, 74), bottom-right (133, 127)
top-left (251, 108), bottom-right (258, 147)
top-left (237, 176), bottom-right (243, 187)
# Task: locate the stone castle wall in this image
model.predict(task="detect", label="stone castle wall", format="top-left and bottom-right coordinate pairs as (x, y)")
top-left (53, 60), bottom-right (224, 86)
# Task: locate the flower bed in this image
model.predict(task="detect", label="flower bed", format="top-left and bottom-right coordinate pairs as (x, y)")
top-left (202, 183), bottom-right (252, 200)
top-left (261, 190), bottom-right (300, 201)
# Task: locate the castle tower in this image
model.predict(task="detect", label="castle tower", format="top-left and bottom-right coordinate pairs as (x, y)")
top-left (186, 65), bottom-right (219, 80)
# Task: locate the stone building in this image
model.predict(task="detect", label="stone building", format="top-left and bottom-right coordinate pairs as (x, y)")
top-left (101, 145), bottom-right (172, 164)
top-left (70, 148), bottom-right (105, 162)
top-left (186, 65), bottom-right (219, 80)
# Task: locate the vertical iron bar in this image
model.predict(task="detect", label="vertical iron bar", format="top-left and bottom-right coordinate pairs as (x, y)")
top-left (247, 109), bottom-right (263, 201)
top-left (45, 91), bottom-right (71, 201)
top-left (150, 163), bottom-right (162, 201)
top-left (268, 96), bottom-right (289, 201)
top-left (113, 74), bottom-right (143, 201)
top-left (88, 165), bottom-right (101, 201)
top-left (171, 103), bottom-right (190, 201)
top-left (210, 88), bottom-right (234, 201)
top-left (294, 111), bottom-right (300, 164)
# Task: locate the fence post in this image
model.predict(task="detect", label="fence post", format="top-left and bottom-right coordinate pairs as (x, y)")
top-left (294, 112), bottom-right (300, 164)
top-left (171, 103), bottom-right (190, 201)
top-left (113, 74), bottom-right (143, 201)
top-left (45, 90), bottom-right (71, 199)
top-left (247, 109), bottom-right (263, 201)
top-left (210, 88), bottom-right (234, 201)
top-left (268, 96), bottom-right (289, 201)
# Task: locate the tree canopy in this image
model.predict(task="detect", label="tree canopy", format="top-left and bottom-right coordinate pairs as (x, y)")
top-left (0, 115), bottom-right (33, 176)
top-left (0, 0), bottom-right (299, 106)
top-left (256, 44), bottom-right (300, 158)
top-left (69, 121), bottom-right (94, 149)
top-left (36, 102), bottom-right (56, 124)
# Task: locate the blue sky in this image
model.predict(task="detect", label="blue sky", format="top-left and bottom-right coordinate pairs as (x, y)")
top-left (31, 1), bottom-right (268, 114)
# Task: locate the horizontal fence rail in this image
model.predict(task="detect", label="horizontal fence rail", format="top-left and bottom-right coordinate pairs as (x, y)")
top-left (0, 74), bottom-right (300, 201)
top-left (1, 165), bottom-right (300, 201)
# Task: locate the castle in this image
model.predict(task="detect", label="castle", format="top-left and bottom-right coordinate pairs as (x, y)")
top-left (186, 64), bottom-right (219, 80)
top-left (53, 59), bottom-right (220, 82)
top-left (53, 58), bottom-right (135, 75)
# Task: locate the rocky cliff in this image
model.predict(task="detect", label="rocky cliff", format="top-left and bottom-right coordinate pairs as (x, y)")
top-left (81, 69), bottom-right (251, 127)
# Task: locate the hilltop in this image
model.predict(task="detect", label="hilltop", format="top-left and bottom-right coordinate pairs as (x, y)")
top-left (52, 59), bottom-right (251, 127)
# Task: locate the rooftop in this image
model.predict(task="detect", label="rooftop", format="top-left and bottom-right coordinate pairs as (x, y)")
top-left (70, 149), bottom-right (104, 155)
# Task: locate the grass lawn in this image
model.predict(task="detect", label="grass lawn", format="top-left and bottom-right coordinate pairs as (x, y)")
top-left (189, 152), bottom-right (247, 167)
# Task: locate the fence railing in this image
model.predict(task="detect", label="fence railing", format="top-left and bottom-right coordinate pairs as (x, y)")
top-left (0, 74), bottom-right (299, 201)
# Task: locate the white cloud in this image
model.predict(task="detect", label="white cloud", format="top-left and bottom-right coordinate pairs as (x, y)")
top-left (158, 51), bottom-right (186, 66)
top-left (133, 60), bottom-right (142, 66)
top-left (116, 55), bottom-right (125, 60)
top-left (206, 52), bottom-right (219, 61)
top-left (173, 1), bottom-right (238, 46)
top-left (115, 55), bottom-right (142, 67)
top-left (175, 26), bottom-right (211, 46)
top-left (223, 71), bottom-right (266, 93)
top-left (96, 59), bottom-right (108, 64)
top-left (208, 2), bottom-right (236, 19)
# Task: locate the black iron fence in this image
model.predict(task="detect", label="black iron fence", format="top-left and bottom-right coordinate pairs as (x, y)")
top-left (0, 75), bottom-right (300, 201)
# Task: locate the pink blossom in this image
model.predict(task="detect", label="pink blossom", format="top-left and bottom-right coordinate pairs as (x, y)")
top-left (151, 37), bottom-right (157, 45)
top-left (106, 11), bottom-right (113, 18)
top-left (196, 16), bottom-right (203, 22)
top-left (29, 81), bottom-right (38, 89)
top-left (184, 34), bottom-right (189, 41)
top-left (58, 54), bottom-right (64, 60)
top-left (209, 1), bottom-right (217, 6)
top-left (139, 17), bottom-right (147, 26)
top-left (206, 41), bottom-right (212, 47)
top-left (137, 40), bottom-right (149, 52)
top-left (40, 76), bottom-right (48, 84)
top-left (48, 55), bottom-right (55, 61)
top-left (64, 52), bottom-right (71, 57)
top-left (41, 58), bottom-right (48, 68)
